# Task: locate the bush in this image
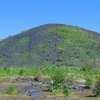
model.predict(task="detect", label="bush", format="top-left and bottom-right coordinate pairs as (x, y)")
top-left (48, 69), bottom-right (66, 95)
top-left (81, 63), bottom-right (93, 74)
top-left (66, 75), bottom-right (75, 85)
top-left (6, 84), bottom-right (17, 95)
top-left (63, 84), bottom-right (70, 96)
top-left (19, 68), bottom-right (24, 76)
top-left (48, 82), bottom-right (61, 95)
top-left (93, 76), bottom-right (100, 97)
top-left (52, 70), bottom-right (65, 84)
top-left (85, 76), bottom-right (93, 88)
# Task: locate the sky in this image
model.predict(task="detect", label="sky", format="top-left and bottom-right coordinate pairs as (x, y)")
top-left (0, 0), bottom-right (100, 39)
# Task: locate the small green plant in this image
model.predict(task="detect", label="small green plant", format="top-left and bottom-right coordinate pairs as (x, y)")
top-left (93, 76), bottom-right (100, 97)
top-left (0, 88), bottom-right (3, 94)
top-left (6, 84), bottom-right (17, 95)
top-left (48, 83), bottom-right (60, 95)
top-left (19, 68), bottom-right (24, 76)
top-left (63, 84), bottom-right (70, 96)
top-left (52, 70), bottom-right (65, 84)
top-left (85, 76), bottom-right (93, 88)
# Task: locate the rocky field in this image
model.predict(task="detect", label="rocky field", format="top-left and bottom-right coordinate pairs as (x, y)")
top-left (0, 76), bottom-right (99, 100)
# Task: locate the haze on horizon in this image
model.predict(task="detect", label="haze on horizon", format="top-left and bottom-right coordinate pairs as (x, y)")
top-left (0, 0), bottom-right (100, 39)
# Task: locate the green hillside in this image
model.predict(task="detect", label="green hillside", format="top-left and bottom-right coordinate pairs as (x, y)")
top-left (0, 24), bottom-right (100, 68)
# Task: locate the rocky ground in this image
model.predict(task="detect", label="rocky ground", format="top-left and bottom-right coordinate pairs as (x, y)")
top-left (0, 77), bottom-right (99, 100)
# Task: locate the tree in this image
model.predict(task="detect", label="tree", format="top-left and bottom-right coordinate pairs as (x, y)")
top-left (48, 69), bottom-right (65, 95)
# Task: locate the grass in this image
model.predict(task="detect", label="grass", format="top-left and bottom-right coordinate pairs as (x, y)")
top-left (0, 65), bottom-right (99, 97)
top-left (0, 66), bottom-right (100, 99)
top-left (0, 66), bottom-right (99, 81)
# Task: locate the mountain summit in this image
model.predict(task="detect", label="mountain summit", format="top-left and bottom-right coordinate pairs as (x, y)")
top-left (0, 24), bottom-right (100, 67)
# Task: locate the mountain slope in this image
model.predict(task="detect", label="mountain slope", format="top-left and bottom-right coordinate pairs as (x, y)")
top-left (0, 24), bottom-right (100, 67)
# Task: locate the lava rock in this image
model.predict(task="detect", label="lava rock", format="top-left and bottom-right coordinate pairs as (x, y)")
top-left (24, 85), bottom-right (41, 96)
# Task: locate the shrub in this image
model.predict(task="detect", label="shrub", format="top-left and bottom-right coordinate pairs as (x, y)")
top-left (81, 63), bottom-right (93, 73)
top-left (19, 68), bottom-right (24, 76)
top-left (85, 76), bottom-right (93, 88)
top-left (93, 76), bottom-right (100, 97)
top-left (48, 70), bottom-right (66, 94)
top-left (48, 82), bottom-right (61, 95)
top-left (63, 84), bottom-right (70, 96)
top-left (6, 84), bottom-right (17, 95)
top-left (66, 75), bottom-right (75, 85)
top-left (0, 88), bottom-right (3, 94)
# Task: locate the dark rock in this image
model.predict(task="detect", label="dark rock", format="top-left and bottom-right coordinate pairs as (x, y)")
top-left (31, 83), bottom-right (36, 86)
top-left (84, 85), bottom-right (90, 89)
top-left (34, 77), bottom-right (41, 82)
top-left (70, 85), bottom-right (85, 91)
top-left (73, 85), bottom-right (79, 89)
top-left (24, 85), bottom-right (41, 96)
top-left (78, 86), bottom-right (85, 91)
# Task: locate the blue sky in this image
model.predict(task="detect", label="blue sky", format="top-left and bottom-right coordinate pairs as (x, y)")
top-left (0, 0), bottom-right (100, 39)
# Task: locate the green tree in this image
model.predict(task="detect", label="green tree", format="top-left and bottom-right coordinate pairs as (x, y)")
top-left (48, 70), bottom-right (66, 95)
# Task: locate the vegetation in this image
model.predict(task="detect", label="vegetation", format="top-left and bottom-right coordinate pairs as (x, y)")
top-left (19, 68), bottom-right (25, 76)
top-left (66, 75), bottom-right (75, 85)
top-left (81, 63), bottom-right (93, 74)
top-left (0, 42), bottom-right (6, 48)
top-left (15, 37), bottom-right (29, 46)
top-left (63, 84), bottom-right (70, 96)
top-left (0, 66), bottom-right (99, 79)
top-left (48, 69), bottom-right (66, 95)
top-left (6, 84), bottom-right (17, 95)
top-left (85, 76), bottom-right (94, 88)
top-left (93, 76), bottom-right (100, 97)
top-left (0, 66), bottom-right (99, 98)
